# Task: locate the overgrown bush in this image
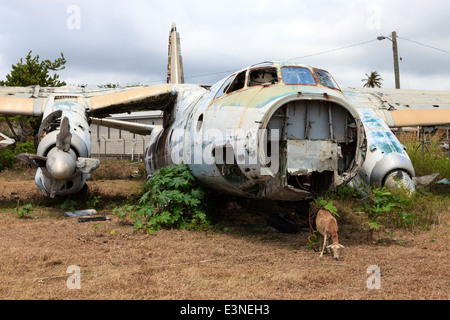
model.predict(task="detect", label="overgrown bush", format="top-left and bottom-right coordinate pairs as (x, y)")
top-left (323, 182), bottom-right (448, 239)
top-left (0, 141), bottom-right (36, 172)
top-left (0, 148), bottom-right (15, 172)
top-left (361, 187), bottom-right (412, 237)
top-left (14, 203), bottom-right (34, 219)
top-left (400, 131), bottom-right (450, 178)
top-left (114, 164), bottom-right (209, 234)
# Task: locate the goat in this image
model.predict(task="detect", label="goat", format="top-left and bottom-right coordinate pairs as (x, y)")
top-left (315, 209), bottom-right (344, 260)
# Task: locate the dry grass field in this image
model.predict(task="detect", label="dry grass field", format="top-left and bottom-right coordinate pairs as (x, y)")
top-left (0, 163), bottom-right (449, 302)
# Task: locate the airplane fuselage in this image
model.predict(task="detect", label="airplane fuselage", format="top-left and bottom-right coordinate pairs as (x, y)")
top-left (145, 61), bottom-right (367, 201)
top-left (1, 23), bottom-right (445, 201)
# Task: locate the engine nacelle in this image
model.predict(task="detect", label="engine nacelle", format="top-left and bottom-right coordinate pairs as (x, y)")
top-left (352, 108), bottom-right (415, 192)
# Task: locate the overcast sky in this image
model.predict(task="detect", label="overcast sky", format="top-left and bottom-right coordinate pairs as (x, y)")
top-left (0, 0), bottom-right (449, 91)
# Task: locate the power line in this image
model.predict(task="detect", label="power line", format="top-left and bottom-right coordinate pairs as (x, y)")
top-left (285, 39), bottom-right (379, 61)
top-left (398, 36), bottom-right (450, 54)
top-left (172, 38), bottom-right (379, 83)
top-left (185, 39), bottom-right (380, 79)
top-left (88, 38), bottom-right (380, 87)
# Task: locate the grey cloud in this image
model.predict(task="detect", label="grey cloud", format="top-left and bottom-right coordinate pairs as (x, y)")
top-left (0, 0), bottom-right (449, 90)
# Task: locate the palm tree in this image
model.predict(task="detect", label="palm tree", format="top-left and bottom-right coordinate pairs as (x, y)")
top-left (362, 71), bottom-right (383, 88)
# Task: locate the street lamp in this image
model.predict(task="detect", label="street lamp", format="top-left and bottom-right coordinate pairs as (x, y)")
top-left (377, 31), bottom-right (400, 89)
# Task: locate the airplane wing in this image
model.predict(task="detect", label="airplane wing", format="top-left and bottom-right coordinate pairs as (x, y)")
top-left (0, 84), bottom-right (177, 117)
top-left (0, 96), bottom-right (42, 116)
top-left (0, 83), bottom-right (207, 140)
top-left (88, 84), bottom-right (176, 117)
top-left (90, 117), bottom-right (157, 135)
top-left (342, 87), bottom-right (450, 127)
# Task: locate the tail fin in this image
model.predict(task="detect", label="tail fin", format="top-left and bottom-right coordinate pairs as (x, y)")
top-left (167, 23), bottom-right (185, 84)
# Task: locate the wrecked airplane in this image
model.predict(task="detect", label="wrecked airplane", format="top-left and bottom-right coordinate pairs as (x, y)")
top-left (0, 23), bottom-right (449, 200)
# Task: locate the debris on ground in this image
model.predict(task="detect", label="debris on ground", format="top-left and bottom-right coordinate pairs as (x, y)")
top-left (64, 209), bottom-right (98, 217)
top-left (77, 216), bottom-right (111, 223)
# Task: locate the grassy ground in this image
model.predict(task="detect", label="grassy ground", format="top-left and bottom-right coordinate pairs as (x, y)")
top-left (0, 161), bottom-right (449, 300)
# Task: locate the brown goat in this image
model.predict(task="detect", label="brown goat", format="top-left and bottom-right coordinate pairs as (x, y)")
top-left (315, 209), bottom-right (344, 260)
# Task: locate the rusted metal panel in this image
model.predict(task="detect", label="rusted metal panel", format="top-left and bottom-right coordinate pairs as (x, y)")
top-left (287, 140), bottom-right (337, 175)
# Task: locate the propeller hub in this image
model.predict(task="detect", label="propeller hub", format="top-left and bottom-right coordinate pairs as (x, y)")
top-left (46, 148), bottom-right (76, 180)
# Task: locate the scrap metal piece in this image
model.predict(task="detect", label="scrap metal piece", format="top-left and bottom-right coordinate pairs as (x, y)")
top-left (76, 157), bottom-right (100, 174)
top-left (412, 173), bottom-right (440, 188)
top-left (78, 216), bottom-right (111, 223)
top-left (0, 132), bottom-right (15, 149)
top-left (64, 209), bottom-right (98, 217)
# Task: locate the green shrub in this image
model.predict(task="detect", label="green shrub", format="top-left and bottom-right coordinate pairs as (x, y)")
top-left (14, 203), bottom-right (34, 219)
top-left (313, 198), bottom-right (338, 216)
top-left (362, 187), bottom-right (412, 238)
top-left (0, 148), bottom-right (15, 171)
top-left (114, 164), bottom-right (209, 234)
top-left (14, 140), bottom-right (36, 155)
top-left (400, 132), bottom-right (450, 178)
top-left (0, 141), bottom-right (36, 172)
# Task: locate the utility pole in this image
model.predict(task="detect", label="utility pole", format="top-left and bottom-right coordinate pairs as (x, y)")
top-left (377, 31), bottom-right (401, 89)
top-left (391, 31), bottom-right (400, 89)
top-left (378, 31), bottom-right (402, 134)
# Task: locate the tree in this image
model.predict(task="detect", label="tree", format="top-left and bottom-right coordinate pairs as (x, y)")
top-left (0, 50), bottom-right (67, 137)
top-left (362, 71), bottom-right (383, 88)
top-left (0, 50), bottom-right (66, 87)
top-left (0, 51), bottom-right (67, 170)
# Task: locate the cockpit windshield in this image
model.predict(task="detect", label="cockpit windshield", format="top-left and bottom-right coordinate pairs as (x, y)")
top-left (281, 67), bottom-right (316, 85)
top-left (281, 66), bottom-right (340, 90)
top-left (313, 68), bottom-right (340, 90)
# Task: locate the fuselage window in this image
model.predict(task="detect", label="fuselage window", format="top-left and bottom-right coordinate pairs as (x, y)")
top-left (248, 67), bottom-right (278, 87)
top-left (281, 67), bottom-right (316, 85)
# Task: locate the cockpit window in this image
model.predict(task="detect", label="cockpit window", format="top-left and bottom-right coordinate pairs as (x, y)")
top-left (227, 71), bottom-right (246, 93)
top-left (214, 75), bottom-right (235, 100)
top-left (281, 67), bottom-right (316, 85)
top-left (248, 67), bottom-right (278, 86)
top-left (313, 68), bottom-right (340, 90)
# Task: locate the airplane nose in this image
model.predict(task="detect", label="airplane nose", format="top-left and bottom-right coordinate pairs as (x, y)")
top-left (46, 148), bottom-right (76, 180)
